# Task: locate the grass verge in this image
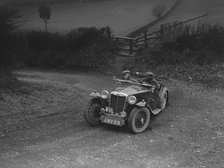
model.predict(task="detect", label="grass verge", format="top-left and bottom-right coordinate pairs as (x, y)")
top-left (135, 23), bottom-right (224, 89)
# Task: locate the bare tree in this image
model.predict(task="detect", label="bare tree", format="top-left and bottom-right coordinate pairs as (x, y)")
top-left (152, 4), bottom-right (166, 18)
top-left (38, 4), bottom-right (51, 32)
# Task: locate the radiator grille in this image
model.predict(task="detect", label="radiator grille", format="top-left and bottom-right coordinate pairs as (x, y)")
top-left (110, 94), bottom-right (126, 113)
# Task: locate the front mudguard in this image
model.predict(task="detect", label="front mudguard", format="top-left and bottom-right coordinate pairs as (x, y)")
top-left (136, 101), bottom-right (147, 107)
top-left (90, 91), bottom-right (101, 98)
top-left (135, 101), bottom-right (158, 115)
top-left (135, 101), bottom-right (152, 112)
top-left (89, 91), bottom-right (102, 105)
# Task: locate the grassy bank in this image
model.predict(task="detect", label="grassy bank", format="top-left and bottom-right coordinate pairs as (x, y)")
top-left (135, 23), bottom-right (224, 89)
top-left (0, 69), bottom-right (19, 94)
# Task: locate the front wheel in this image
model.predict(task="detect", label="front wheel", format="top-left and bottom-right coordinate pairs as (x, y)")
top-left (128, 107), bottom-right (151, 134)
top-left (84, 98), bottom-right (102, 126)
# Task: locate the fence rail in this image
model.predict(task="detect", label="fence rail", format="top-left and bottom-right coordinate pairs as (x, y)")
top-left (114, 14), bottom-right (208, 56)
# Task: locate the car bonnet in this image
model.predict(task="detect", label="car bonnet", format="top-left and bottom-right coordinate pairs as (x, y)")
top-left (112, 85), bottom-right (149, 96)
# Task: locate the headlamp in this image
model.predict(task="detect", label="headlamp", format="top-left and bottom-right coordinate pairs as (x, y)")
top-left (101, 90), bottom-right (109, 99)
top-left (127, 95), bottom-right (137, 105)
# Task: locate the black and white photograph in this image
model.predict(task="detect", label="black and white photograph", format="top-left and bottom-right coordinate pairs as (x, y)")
top-left (0, 0), bottom-right (224, 167)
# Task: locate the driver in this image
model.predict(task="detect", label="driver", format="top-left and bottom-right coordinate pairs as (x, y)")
top-left (122, 70), bottom-right (139, 82)
top-left (122, 70), bottom-right (131, 80)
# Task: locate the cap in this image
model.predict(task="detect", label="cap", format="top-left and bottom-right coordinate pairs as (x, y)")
top-left (145, 71), bottom-right (154, 76)
top-left (122, 70), bottom-right (131, 74)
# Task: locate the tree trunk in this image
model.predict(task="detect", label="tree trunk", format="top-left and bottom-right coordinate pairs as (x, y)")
top-left (44, 19), bottom-right (48, 32)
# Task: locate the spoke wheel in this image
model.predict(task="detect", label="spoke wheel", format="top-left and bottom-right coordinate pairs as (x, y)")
top-left (128, 107), bottom-right (150, 134)
top-left (84, 98), bottom-right (102, 126)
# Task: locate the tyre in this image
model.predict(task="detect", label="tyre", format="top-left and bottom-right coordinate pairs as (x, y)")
top-left (128, 107), bottom-right (151, 134)
top-left (160, 90), bottom-right (169, 110)
top-left (84, 98), bottom-right (102, 126)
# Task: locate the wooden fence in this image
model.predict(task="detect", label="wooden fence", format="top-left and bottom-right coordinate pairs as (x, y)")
top-left (114, 14), bottom-right (208, 57)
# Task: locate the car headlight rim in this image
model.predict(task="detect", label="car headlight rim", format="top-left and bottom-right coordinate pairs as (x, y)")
top-left (127, 95), bottom-right (137, 105)
top-left (101, 90), bottom-right (109, 99)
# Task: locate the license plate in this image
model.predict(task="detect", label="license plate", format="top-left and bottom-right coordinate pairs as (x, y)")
top-left (101, 116), bottom-right (123, 126)
top-left (106, 107), bottom-right (114, 113)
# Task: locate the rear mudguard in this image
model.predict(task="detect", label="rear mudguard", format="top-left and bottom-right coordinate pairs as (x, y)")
top-left (159, 86), bottom-right (168, 98)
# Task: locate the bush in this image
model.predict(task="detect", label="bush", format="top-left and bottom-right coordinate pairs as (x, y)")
top-left (0, 6), bottom-right (18, 67)
top-left (19, 26), bottom-right (116, 69)
top-left (151, 4), bottom-right (166, 18)
top-left (0, 6), bottom-right (20, 92)
top-left (137, 24), bottom-right (224, 67)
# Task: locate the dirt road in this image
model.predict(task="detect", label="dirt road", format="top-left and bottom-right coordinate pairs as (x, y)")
top-left (0, 71), bottom-right (224, 168)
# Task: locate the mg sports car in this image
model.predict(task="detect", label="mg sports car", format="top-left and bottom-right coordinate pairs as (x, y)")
top-left (84, 71), bottom-right (169, 134)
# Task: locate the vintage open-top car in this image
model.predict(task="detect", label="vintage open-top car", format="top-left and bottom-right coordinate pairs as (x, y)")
top-left (84, 71), bottom-right (169, 134)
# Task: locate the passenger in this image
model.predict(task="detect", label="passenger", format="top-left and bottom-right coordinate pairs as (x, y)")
top-left (142, 71), bottom-right (160, 89)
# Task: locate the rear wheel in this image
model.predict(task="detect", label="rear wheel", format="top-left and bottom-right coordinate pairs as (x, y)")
top-left (160, 90), bottom-right (169, 110)
top-left (84, 98), bottom-right (102, 126)
top-left (128, 107), bottom-right (150, 134)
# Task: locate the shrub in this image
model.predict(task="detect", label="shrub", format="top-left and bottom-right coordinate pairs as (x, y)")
top-left (137, 24), bottom-right (224, 67)
top-left (20, 26), bottom-right (116, 70)
top-left (0, 6), bottom-right (20, 92)
top-left (0, 6), bottom-right (18, 67)
top-left (151, 4), bottom-right (166, 18)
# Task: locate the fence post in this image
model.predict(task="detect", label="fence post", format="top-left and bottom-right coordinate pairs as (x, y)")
top-left (115, 37), bottom-right (119, 43)
top-left (144, 30), bottom-right (148, 48)
top-left (160, 24), bottom-right (164, 41)
top-left (129, 39), bottom-right (133, 55)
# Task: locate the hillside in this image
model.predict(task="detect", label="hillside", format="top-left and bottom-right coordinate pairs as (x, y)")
top-left (17, 0), bottom-right (175, 35)
top-left (147, 0), bottom-right (224, 32)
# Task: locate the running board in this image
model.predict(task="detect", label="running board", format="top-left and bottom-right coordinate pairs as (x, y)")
top-left (152, 108), bottom-right (161, 115)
